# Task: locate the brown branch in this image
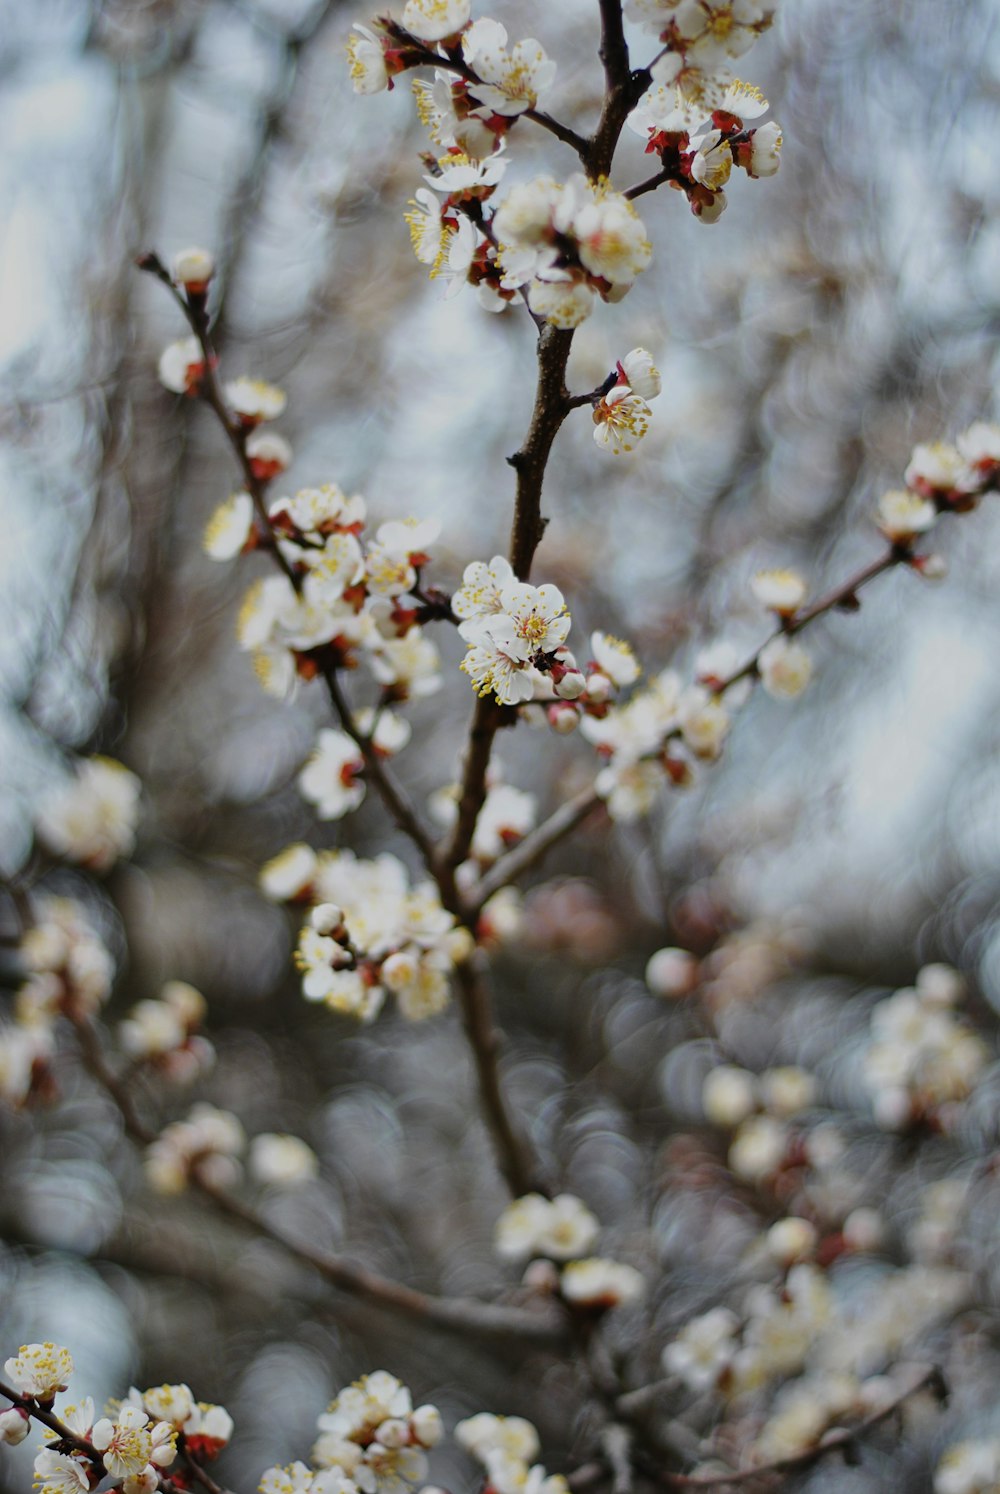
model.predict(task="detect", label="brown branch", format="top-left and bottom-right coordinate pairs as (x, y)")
top-left (472, 786), bottom-right (604, 910)
top-left (322, 665), bottom-right (439, 870)
top-left (138, 255), bottom-right (440, 875)
top-left (453, 957), bottom-right (551, 1196)
top-left (442, 324), bottom-right (575, 876)
top-left (0, 1379), bottom-right (101, 1463)
top-left (659, 1366), bottom-right (943, 1488)
top-left (625, 167), bottom-right (672, 201)
top-left (66, 1012), bottom-right (564, 1344)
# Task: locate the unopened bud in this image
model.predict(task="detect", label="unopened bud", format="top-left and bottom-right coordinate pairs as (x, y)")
top-left (585, 671), bottom-right (612, 705)
top-left (546, 701), bottom-right (580, 734)
top-left (172, 246), bottom-right (215, 293)
top-left (766, 1216), bottom-right (817, 1265)
top-left (645, 946), bottom-right (698, 999)
top-left (310, 903), bottom-right (343, 935)
top-left (246, 431), bottom-right (292, 480)
top-left (554, 669), bottom-right (586, 700)
top-left (0, 1408), bottom-right (29, 1446)
top-left (913, 552), bottom-right (948, 580)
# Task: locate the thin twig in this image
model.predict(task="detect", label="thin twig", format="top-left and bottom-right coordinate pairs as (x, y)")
top-left (453, 957), bottom-right (551, 1196)
top-left (381, 25), bottom-right (590, 162)
top-left (66, 1011), bottom-right (564, 1344)
top-left (659, 1366), bottom-right (943, 1488)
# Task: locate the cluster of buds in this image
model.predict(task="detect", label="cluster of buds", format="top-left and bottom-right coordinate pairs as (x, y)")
top-left (34, 755), bottom-right (141, 872)
top-left (861, 964), bottom-right (987, 1132)
top-left (285, 1371), bottom-right (442, 1494)
top-left (455, 1411), bottom-right (567, 1494)
top-left (259, 844), bottom-right (471, 1022)
top-left (144, 1102), bottom-right (245, 1195)
top-left (118, 980), bottom-right (213, 1083)
top-left (494, 1193), bottom-right (646, 1310)
top-left (877, 422), bottom-right (1000, 551)
top-left (628, 77), bottom-right (781, 222)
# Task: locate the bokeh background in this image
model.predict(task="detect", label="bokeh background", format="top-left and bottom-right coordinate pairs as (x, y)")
top-left (4, 0), bottom-right (1000, 1490)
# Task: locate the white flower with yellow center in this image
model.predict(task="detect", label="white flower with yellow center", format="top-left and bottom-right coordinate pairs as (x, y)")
top-left (527, 278), bottom-right (595, 329)
top-left (35, 756), bottom-right (141, 871)
top-left (5, 1343), bottom-right (73, 1400)
top-left (172, 246), bottom-right (215, 291)
top-left (224, 377), bottom-right (287, 423)
top-left (426, 145), bottom-right (507, 198)
top-left (716, 78), bottom-right (769, 120)
top-left (746, 119), bottom-right (782, 176)
top-left (259, 843), bottom-right (318, 902)
top-left (691, 130), bottom-right (733, 191)
top-left (662, 1306), bottom-right (740, 1391)
top-left (590, 631), bottom-right (640, 687)
top-left (404, 188), bottom-right (446, 268)
top-left (301, 531), bottom-right (366, 606)
top-left (455, 1414), bottom-right (540, 1466)
top-left (269, 483), bottom-right (365, 540)
top-left (571, 180), bottom-right (652, 286)
top-left (402, 0), bottom-right (470, 43)
top-left (462, 19), bottom-right (557, 117)
top-left (460, 581), bottom-right (571, 705)
top-left (560, 1258), bottom-right (646, 1307)
top-left (298, 730), bottom-right (366, 820)
top-left (346, 24), bottom-right (388, 94)
top-left (877, 487), bottom-right (937, 541)
top-left (904, 439), bottom-right (966, 495)
top-left (758, 636), bottom-right (813, 699)
top-left (751, 567), bottom-right (806, 614)
top-left (33, 1450), bottom-right (90, 1494)
top-left (452, 555), bottom-right (515, 620)
top-left (91, 1405), bottom-right (162, 1478)
top-left (203, 492), bottom-right (254, 560)
top-left (370, 628), bottom-right (442, 699)
top-left (593, 383), bottom-right (652, 455)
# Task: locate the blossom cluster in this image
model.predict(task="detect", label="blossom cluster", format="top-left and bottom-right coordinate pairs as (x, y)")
top-left (0, 896), bottom-right (115, 1108)
top-left (454, 555), bottom-right (576, 706)
top-left (260, 1372), bottom-right (441, 1494)
top-left (861, 964), bottom-right (987, 1131)
top-left (143, 1101), bottom-right (319, 1194)
top-left (220, 490), bottom-right (445, 708)
top-left (455, 1411), bottom-right (567, 1494)
top-left (494, 1192), bottom-right (646, 1309)
top-left (119, 980), bottom-right (213, 1082)
top-left (1, 1348), bottom-right (233, 1494)
top-left (259, 844), bottom-right (471, 1022)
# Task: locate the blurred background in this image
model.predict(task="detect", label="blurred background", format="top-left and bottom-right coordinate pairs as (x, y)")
top-left (3, 0), bottom-right (1000, 1490)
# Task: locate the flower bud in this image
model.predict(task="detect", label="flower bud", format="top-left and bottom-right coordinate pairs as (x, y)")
top-left (645, 946), bottom-right (698, 999)
top-left (0, 1408), bottom-right (29, 1445)
top-left (585, 671), bottom-right (613, 705)
top-left (310, 903), bottom-right (344, 935)
top-left (546, 701), bottom-right (580, 734)
top-left (172, 246), bottom-right (215, 293)
top-left (766, 1216), bottom-right (817, 1265)
top-left (553, 669), bottom-right (586, 700)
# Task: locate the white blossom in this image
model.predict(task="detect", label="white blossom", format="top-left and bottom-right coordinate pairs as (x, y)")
top-left (35, 756), bottom-right (141, 870)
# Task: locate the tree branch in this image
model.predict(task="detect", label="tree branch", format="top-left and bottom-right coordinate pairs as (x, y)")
top-left (658, 1366), bottom-right (943, 1488)
top-left (453, 956), bottom-right (551, 1195)
top-left (65, 1012), bottom-right (566, 1344)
